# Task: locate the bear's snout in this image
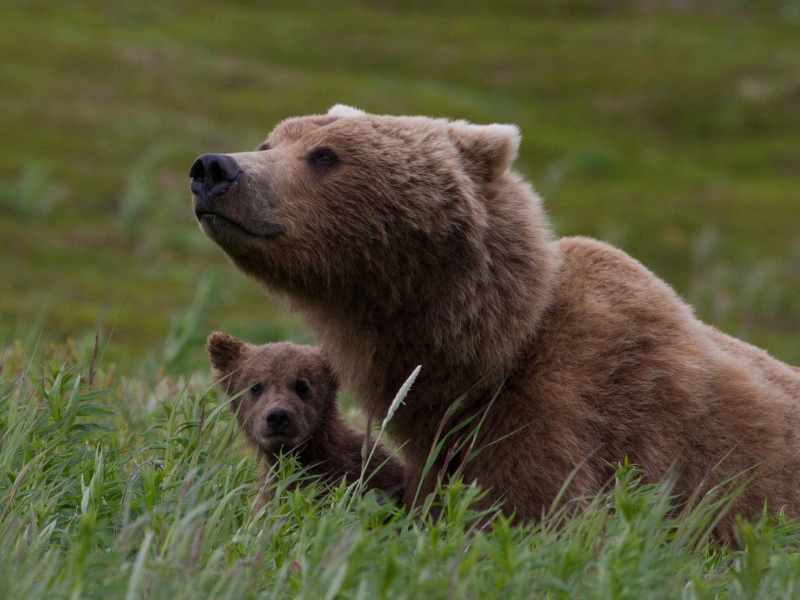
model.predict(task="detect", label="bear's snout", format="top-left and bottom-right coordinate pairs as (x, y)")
top-left (191, 151), bottom-right (287, 242)
top-left (266, 407), bottom-right (292, 432)
top-left (190, 153), bottom-right (243, 208)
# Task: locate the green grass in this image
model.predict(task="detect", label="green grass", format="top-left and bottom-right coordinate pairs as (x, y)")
top-left (1, 0), bottom-right (800, 369)
top-left (3, 344), bottom-right (800, 599)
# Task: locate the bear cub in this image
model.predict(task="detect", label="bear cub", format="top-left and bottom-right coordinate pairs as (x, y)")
top-left (206, 331), bottom-right (404, 500)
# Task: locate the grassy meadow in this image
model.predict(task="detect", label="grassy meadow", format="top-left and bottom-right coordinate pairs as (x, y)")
top-left (2, 0), bottom-right (800, 597)
top-left (4, 341), bottom-right (800, 599)
top-left (2, 0), bottom-right (800, 370)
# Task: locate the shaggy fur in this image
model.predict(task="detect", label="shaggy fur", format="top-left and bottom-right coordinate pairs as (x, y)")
top-left (194, 106), bottom-right (800, 533)
top-left (207, 332), bottom-right (405, 499)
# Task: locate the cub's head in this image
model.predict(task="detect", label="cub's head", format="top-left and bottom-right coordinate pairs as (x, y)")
top-left (206, 332), bottom-right (339, 455)
top-left (190, 105), bottom-right (520, 304)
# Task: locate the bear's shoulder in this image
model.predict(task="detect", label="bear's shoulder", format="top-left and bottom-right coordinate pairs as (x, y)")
top-left (557, 236), bottom-right (653, 279)
top-left (554, 236), bottom-right (687, 314)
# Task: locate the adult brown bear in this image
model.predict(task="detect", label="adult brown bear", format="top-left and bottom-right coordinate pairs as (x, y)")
top-left (191, 105), bottom-right (800, 532)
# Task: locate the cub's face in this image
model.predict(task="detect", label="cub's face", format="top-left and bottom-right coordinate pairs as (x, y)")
top-left (206, 333), bottom-right (339, 454)
top-left (190, 105), bottom-right (520, 300)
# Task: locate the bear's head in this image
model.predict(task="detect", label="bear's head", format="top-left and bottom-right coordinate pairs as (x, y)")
top-left (206, 332), bottom-right (339, 455)
top-left (190, 105), bottom-right (521, 306)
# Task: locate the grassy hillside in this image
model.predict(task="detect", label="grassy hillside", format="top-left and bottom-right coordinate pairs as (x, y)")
top-left (1, 0), bottom-right (799, 372)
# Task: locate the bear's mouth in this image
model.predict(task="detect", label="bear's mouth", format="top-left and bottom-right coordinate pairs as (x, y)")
top-left (258, 433), bottom-right (304, 453)
top-left (197, 211), bottom-right (254, 236)
top-left (196, 210), bottom-right (286, 241)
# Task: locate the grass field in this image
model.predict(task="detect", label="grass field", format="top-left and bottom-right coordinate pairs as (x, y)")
top-left (4, 346), bottom-right (800, 599)
top-left (2, 0), bottom-right (800, 597)
top-left (2, 0), bottom-right (800, 371)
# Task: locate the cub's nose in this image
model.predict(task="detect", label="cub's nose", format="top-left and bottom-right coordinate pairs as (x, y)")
top-left (189, 153), bottom-right (242, 201)
top-left (266, 408), bottom-right (291, 432)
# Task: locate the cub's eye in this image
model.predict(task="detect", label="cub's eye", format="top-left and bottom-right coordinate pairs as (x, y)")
top-left (294, 379), bottom-right (309, 395)
top-left (257, 141), bottom-right (270, 151)
top-left (250, 383), bottom-right (263, 396)
top-left (308, 148), bottom-right (338, 168)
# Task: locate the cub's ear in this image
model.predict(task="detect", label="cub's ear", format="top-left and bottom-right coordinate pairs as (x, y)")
top-left (327, 104), bottom-right (366, 118)
top-left (448, 121), bottom-right (521, 182)
top-left (314, 348), bottom-right (340, 391)
top-left (325, 363), bottom-right (340, 390)
top-left (206, 331), bottom-right (244, 382)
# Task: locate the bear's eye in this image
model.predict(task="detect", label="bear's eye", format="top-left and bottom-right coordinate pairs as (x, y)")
top-left (308, 148), bottom-right (338, 168)
top-left (257, 141), bottom-right (270, 151)
top-left (294, 379), bottom-right (309, 395)
top-left (250, 383), bottom-right (263, 396)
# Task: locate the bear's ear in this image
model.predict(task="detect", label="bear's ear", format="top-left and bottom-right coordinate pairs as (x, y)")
top-left (206, 331), bottom-right (244, 381)
top-left (327, 104), bottom-right (366, 118)
top-left (314, 348), bottom-right (340, 391)
top-left (324, 362), bottom-right (340, 391)
top-left (448, 121), bottom-right (521, 182)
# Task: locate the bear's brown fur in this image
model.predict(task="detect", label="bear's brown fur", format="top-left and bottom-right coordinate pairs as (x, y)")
top-left (193, 105), bottom-right (800, 532)
top-left (206, 332), bottom-right (405, 499)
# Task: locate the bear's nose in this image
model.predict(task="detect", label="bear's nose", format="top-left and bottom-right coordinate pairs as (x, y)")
top-left (266, 408), bottom-right (291, 432)
top-left (189, 153), bottom-right (243, 202)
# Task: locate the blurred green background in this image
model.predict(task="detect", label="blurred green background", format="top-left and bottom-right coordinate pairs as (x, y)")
top-left (1, 0), bottom-right (799, 375)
